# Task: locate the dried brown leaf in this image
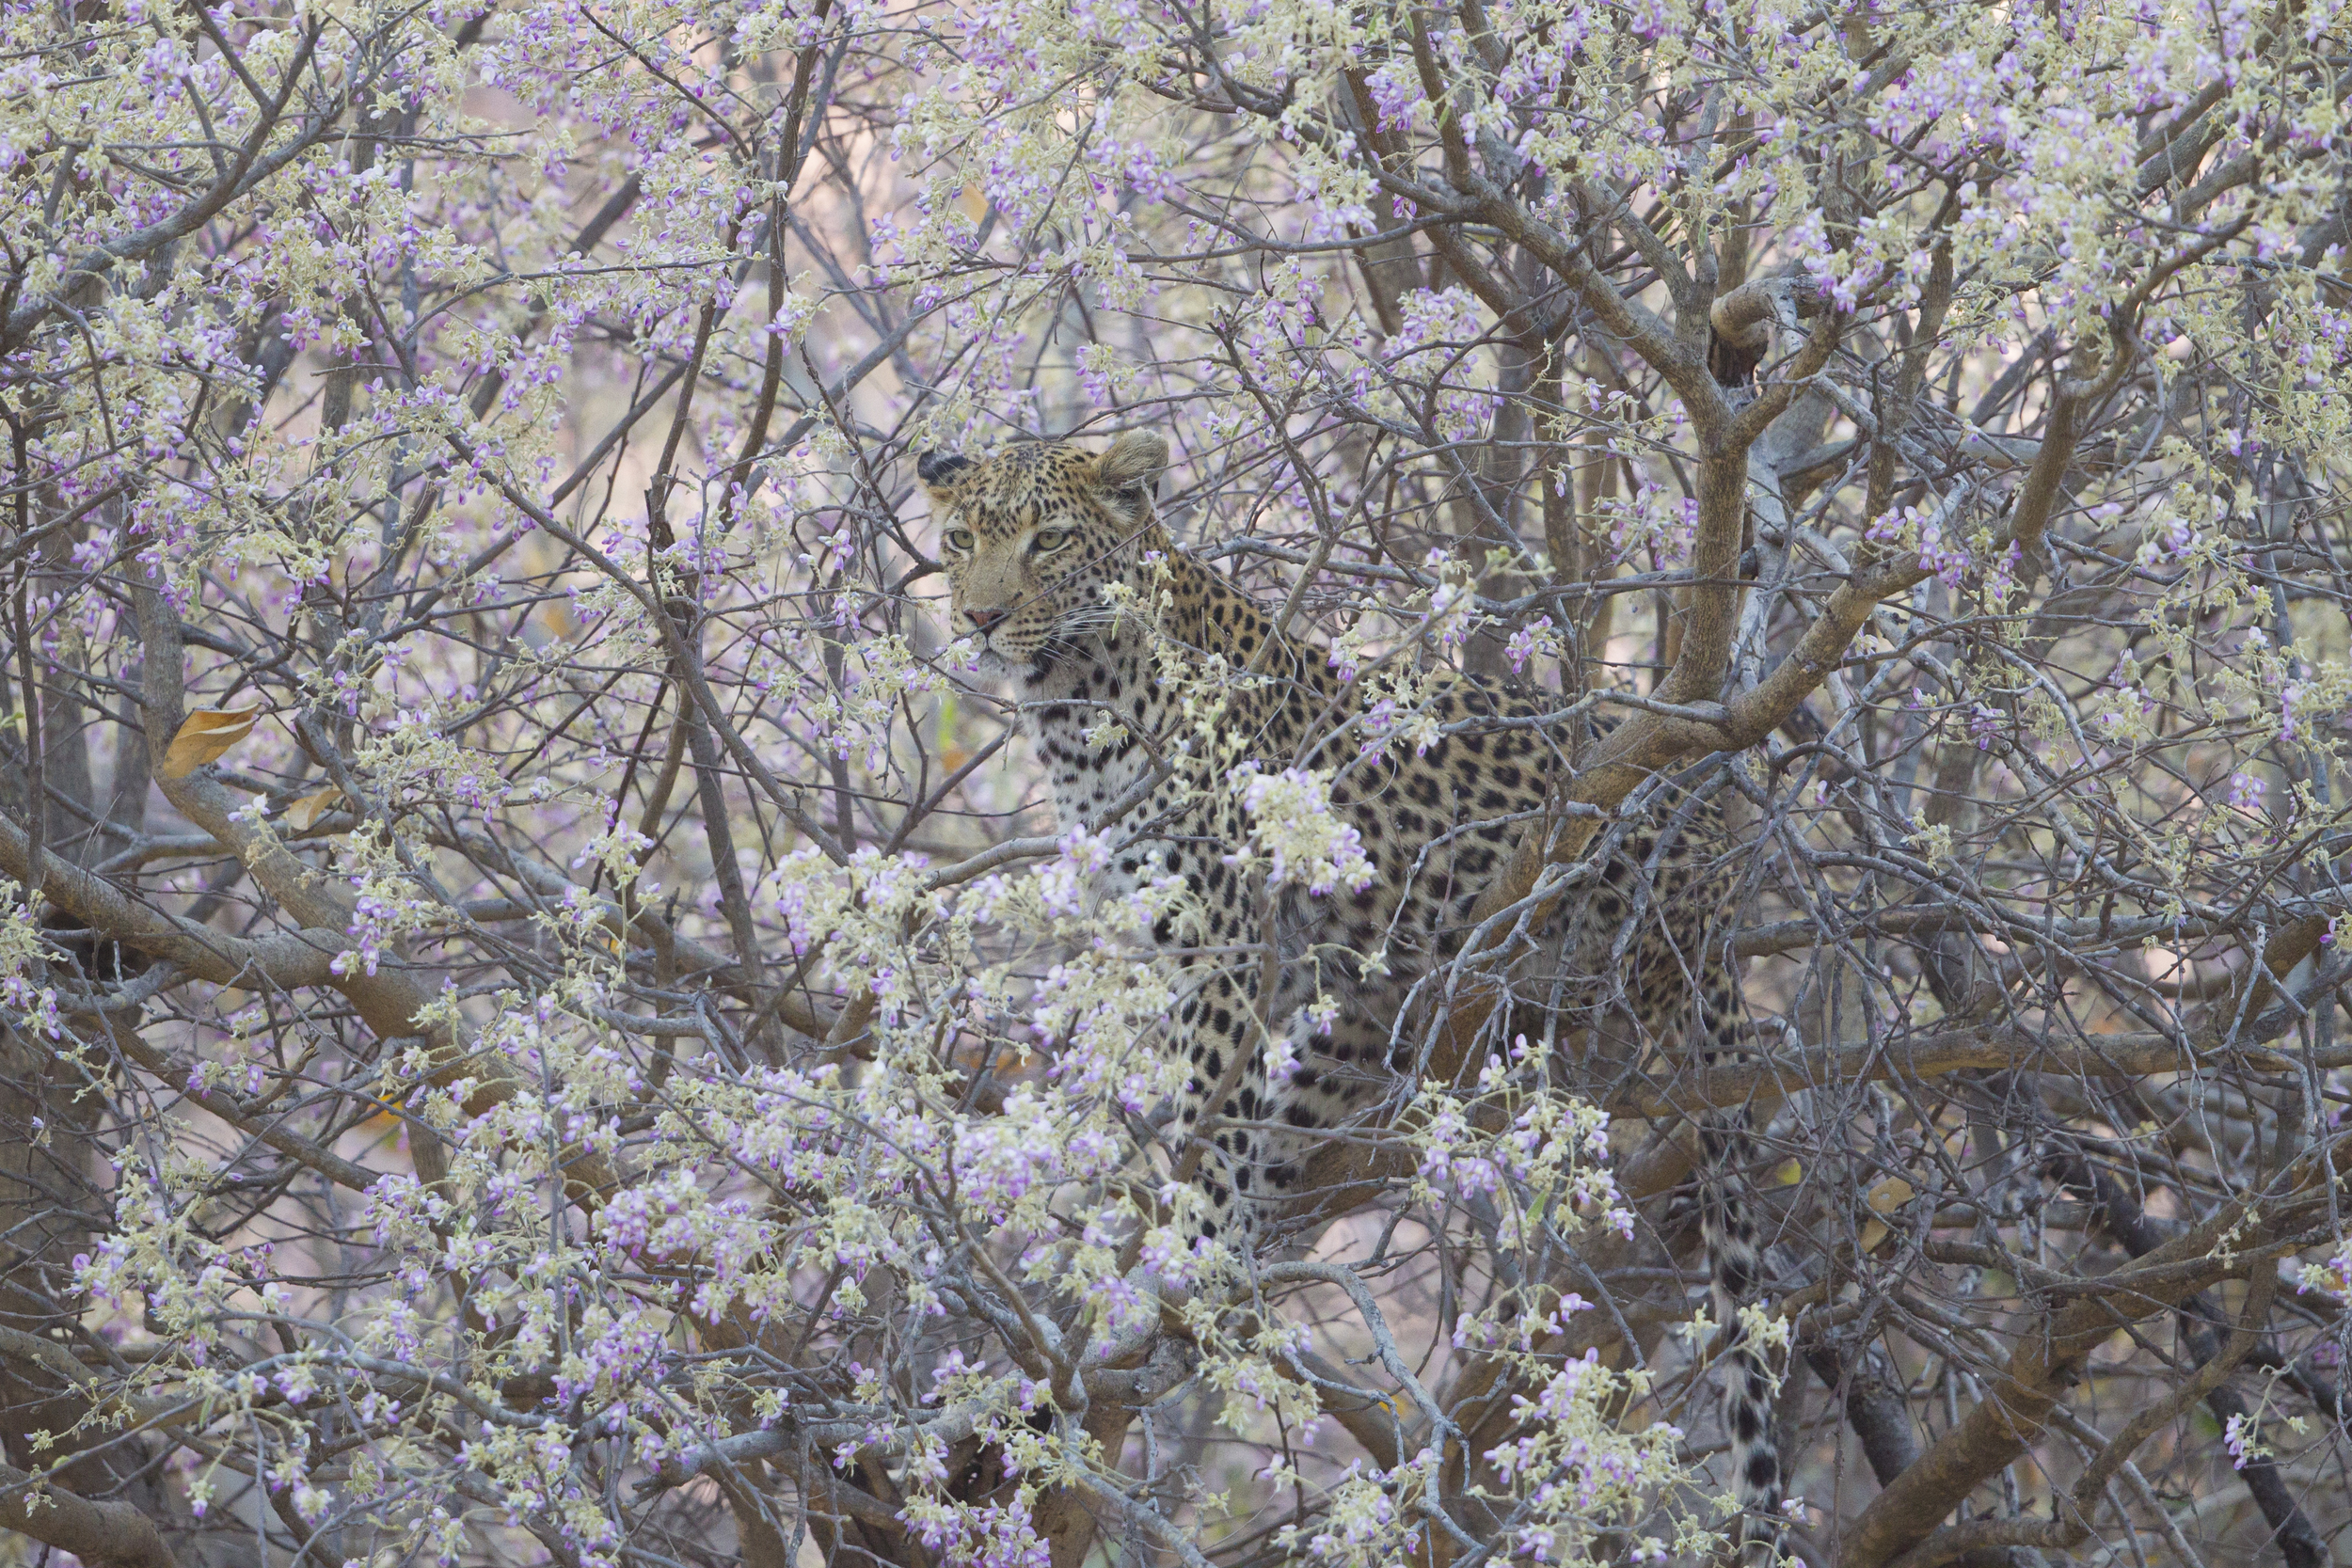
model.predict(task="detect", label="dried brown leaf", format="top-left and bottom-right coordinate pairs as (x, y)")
top-left (1858, 1176), bottom-right (1915, 1256)
top-left (159, 705), bottom-right (262, 780)
top-left (285, 786), bottom-right (346, 832)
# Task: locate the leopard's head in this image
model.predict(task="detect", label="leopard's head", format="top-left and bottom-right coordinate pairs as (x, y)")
top-left (918, 430), bottom-right (1169, 677)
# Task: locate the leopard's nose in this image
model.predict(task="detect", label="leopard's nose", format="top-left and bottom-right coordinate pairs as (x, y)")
top-left (965, 606), bottom-right (1008, 632)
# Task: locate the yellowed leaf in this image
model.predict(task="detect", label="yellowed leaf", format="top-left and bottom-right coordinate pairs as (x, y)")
top-left (1858, 1176), bottom-right (1915, 1255)
top-left (284, 785), bottom-right (346, 832)
top-left (160, 705), bottom-right (262, 779)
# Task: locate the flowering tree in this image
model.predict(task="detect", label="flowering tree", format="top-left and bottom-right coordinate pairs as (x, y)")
top-left (3, 0), bottom-right (2352, 1564)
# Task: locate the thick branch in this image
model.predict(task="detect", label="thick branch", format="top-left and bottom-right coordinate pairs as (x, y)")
top-left (0, 1458), bottom-right (179, 1568)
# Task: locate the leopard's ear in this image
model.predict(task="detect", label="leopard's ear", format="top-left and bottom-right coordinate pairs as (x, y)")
top-left (1092, 429), bottom-right (1168, 500)
top-left (916, 450), bottom-right (973, 501)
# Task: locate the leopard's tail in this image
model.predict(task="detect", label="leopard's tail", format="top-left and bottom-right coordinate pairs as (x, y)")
top-left (1695, 961), bottom-right (1783, 1563)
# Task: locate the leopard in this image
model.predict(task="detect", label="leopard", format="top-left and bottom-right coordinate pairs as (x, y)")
top-left (919, 428), bottom-right (1783, 1556)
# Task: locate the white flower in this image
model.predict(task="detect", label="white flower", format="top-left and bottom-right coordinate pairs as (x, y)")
top-left (1227, 764), bottom-right (1375, 896)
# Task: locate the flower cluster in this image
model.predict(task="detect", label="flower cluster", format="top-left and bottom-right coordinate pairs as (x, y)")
top-left (1228, 763), bottom-right (1376, 896)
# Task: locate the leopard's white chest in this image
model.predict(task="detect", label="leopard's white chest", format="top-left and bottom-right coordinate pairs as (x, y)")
top-left (1018, 646), bottom-right (1181, 901)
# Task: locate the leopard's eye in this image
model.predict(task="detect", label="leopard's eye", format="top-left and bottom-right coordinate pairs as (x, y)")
top-left (945, 528), bottom-right (976, 553)
top-left (1033, 528), bottom-right (1072, 553)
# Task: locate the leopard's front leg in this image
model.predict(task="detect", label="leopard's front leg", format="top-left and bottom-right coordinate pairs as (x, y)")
top-left (1165, 943), bottom-right (1280, 1249)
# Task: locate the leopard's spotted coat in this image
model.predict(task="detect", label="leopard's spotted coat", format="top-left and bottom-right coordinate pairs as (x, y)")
top-left (921, 431), bottom-right (1782, 1553)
